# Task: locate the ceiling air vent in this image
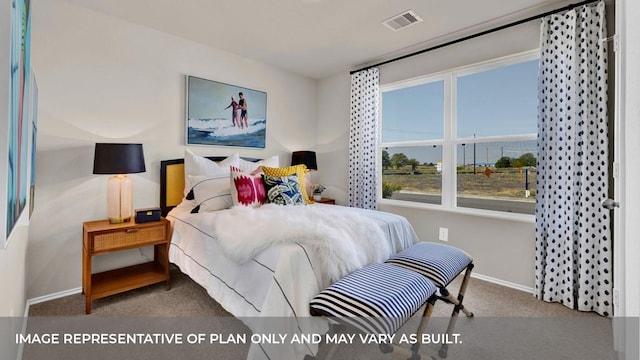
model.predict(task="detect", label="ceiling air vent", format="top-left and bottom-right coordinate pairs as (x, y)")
top-left (383, 10), bottom-right (423, 31)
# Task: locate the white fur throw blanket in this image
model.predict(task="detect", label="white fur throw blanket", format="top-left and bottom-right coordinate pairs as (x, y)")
top-left (211, 204), bottom-right (392, 283)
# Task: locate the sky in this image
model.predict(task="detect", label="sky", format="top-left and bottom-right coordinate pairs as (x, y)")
top-left (381, 59), bottom-right (539, 164)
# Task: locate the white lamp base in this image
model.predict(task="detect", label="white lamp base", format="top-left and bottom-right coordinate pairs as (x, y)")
top-left (107, 175), bottom-right (133, 223)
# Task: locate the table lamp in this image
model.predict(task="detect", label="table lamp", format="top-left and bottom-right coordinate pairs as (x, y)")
top-left (291, 151), bottom-right (317, 171)
top-left (93, 143), bottom-right (146, 223)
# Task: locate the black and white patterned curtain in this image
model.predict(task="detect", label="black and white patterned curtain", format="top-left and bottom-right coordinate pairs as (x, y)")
top-left (535, 1), bottom-right (611, 316)
top-left (349, 68), bottom-right (379, 210)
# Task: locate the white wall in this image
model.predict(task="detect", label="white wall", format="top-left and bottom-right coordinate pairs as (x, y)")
top-left (317, 22), bottom-right (542, 289)
top-left (621, 0), bottom-right (640, 318)
top-left (315, 74), bottom-right (351, 202)
top-left (0, 228), bottom-right (28, 316)
top-left (0, 226), bottom-right (28, 360)
top-left (619, 0), bottom-right (640, 358)
top-left (27, 0), bottom-right (318, 299)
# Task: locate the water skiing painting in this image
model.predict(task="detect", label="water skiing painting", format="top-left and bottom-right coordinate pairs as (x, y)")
top-left (6, 0), bottom-right (31, 239)
top-left (186, 76), bottom-right (267, 148)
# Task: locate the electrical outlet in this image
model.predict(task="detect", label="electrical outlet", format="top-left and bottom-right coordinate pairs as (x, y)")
top-left (439, 227), bottom-right (448, 241)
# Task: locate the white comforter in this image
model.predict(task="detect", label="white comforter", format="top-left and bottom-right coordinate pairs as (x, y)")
top-left (167, 203), bottom-right (418, 359)
top-left (212, 203), bottom-right (395, 287)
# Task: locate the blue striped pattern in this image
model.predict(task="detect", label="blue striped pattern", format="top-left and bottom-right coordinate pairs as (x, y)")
top-left (385, 242), bottom-right (472, 287)
top-left (309, 263), bottom-right (436, 335)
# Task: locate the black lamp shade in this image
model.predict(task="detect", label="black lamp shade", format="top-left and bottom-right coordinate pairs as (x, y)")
top-left (93, 143), bottom-right (146, 174)
top-left (291, 151), bottom-right (317, 171)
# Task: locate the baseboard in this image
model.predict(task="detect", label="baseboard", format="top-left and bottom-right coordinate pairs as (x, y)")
top-left (471, 272), bottom-right (534, 294)
top-left (25, 286), bottom-right (82, 312)
top-left (17, 287), bottom-right (81, 360)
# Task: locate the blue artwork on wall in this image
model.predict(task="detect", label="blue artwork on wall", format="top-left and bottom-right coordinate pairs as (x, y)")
top-left (7, 0), bottom-right (31, 238)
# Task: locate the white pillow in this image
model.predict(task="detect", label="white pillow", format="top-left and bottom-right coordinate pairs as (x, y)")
top-left (184, 149), bottom-right (239, 197)
top-left (188, 174), bottom-right (233, 212)
top-left (236, 155), bottom-right (280, 173)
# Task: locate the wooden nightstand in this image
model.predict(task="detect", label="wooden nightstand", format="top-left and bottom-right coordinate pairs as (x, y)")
top-left (315, 197), bottom-right (336, 205)
top-left (82, 218), bottom-right (171, 314)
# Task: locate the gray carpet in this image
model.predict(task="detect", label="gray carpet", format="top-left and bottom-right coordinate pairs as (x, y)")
top-left (24, 266), bottom-right (615, 360)
top-left (28, 266), bottom-right (602, 318)
top-left (29, 266), bottom-right (232, 317)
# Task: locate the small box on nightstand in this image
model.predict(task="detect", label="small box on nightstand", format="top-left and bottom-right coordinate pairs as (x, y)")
top-left (135, 207), bottom-right (162, 223)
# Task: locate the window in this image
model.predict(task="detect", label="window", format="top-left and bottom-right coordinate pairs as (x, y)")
top-left (382, 145), bottom-right (443, 205)
top-left (380, 51), bottom-right (538, 215)
top-left (381, 80), bottom-right (444, 142)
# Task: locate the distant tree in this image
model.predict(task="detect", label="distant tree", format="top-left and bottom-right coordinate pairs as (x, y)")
top-left (495, 156), bottom-right (512, 168)
top-left (518, 152), bottom-right (537, 167)
top-left (407, 159), bottom-right (420, 174)
top-left (381, 150), bottom-right (391, 169)
top-left (390, 153), bottom-right (409, 169)
top-left (510, 158), bottom-right (524, 168)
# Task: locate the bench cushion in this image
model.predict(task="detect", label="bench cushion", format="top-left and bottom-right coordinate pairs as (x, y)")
top-left (385, 242), bottom-right (472, 288)
top-left (309, 263), bottom-right (436, 335)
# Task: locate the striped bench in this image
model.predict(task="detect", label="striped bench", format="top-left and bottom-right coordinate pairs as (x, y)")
top-left (309, 263), bottom-right (438, 360)
top-left (385, 242), bottom-right (474, 358)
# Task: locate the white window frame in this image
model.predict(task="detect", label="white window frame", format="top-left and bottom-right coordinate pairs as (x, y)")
top-left (379, 50), bottom-right (539, 222)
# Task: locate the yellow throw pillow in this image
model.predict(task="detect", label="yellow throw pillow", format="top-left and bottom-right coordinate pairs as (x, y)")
top-left (260, 165), bottom-right (313, 204)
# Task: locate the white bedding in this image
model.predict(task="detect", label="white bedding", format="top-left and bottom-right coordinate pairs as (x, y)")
top-left (211, 203), bottom-right (400, 287)
top-left (167, 202), bottom-right (418, 359)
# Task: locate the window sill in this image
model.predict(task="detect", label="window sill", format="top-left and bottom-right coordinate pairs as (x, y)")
top-left (378, 198), bottom-right (535, 223)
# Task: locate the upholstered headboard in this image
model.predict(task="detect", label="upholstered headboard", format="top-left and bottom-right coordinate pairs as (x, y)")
top-left (159, 156), bottom-right (260, 216)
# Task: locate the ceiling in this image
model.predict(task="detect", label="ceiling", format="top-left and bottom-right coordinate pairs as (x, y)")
top-left (64, 0), bottom-right (573, 79)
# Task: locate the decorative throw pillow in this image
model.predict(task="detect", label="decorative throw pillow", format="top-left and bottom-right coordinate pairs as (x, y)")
top-left (236, 155), bottom-right (280, 173)
top-left (262, 174), bottom-right (305, 205)
top-left (184, 149), bottom-right (239, 198)
top-left (260, 165), bottom-right (312, 204)
top-left (188, 174), bottom-right (234, 213)
top-left (230, 166), bottom-right (266, 207)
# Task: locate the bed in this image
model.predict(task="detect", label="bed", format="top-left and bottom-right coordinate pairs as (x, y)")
top-left (160, 153), bottom-right (419, 359)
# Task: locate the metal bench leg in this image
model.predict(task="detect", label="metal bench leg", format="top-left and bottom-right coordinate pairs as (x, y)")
top-left (439, 263), bottom-right (474, 358)
top-left (307, 323), bottom-right (344, 360)
top-left (379, 297), bottom-right (438, 360)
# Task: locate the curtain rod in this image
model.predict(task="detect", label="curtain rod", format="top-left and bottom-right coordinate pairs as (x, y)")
top-left (350, 0), bottom-right (599, 74)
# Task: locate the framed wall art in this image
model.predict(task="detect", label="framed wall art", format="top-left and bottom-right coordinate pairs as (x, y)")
top-left (5, 0), bottom-right (31, 242)
top-left (186, 75), bottom-right (267, 148)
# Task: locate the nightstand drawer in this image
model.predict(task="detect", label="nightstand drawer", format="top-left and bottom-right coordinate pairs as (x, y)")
top-left (93, 225), bottom-right (166, 252)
